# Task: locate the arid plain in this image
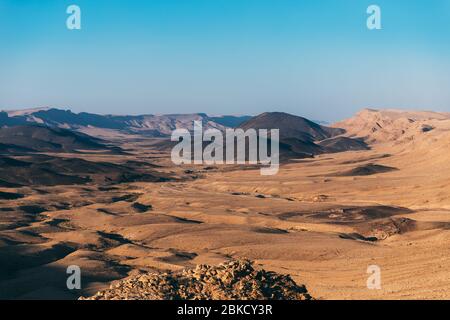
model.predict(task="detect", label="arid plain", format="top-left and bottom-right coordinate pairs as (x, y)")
top-left (1, 108), bottom-right (449, 300)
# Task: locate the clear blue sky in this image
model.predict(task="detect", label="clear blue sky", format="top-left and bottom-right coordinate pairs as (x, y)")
top-left (0, 0), bottom-right (449, 121)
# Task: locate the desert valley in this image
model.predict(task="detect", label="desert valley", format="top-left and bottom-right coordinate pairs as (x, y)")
top-left (0, 107), bottom-right (449, 300)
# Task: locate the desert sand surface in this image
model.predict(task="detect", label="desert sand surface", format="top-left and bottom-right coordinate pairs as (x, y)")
top-left (1, 108), bottom-right (450, 300)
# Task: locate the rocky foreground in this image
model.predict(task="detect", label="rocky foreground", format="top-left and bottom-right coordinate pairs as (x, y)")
top-left (81, 260), bottom-right (312, 300)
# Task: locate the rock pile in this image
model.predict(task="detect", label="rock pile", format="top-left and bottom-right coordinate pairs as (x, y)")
top-left (81, 259), bottom-right (312, 300)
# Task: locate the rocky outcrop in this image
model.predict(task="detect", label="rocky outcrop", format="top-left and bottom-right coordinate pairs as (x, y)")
top-left (81, 259), bottom-right (312, 300)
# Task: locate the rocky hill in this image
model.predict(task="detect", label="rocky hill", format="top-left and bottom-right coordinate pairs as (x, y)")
top-left (333, 108), bottom-right (450, 144)
top-left (81, 260), bottom-right (312, 300)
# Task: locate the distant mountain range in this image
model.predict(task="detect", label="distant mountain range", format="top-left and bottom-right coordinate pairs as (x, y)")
top-left (0, 108), bottom-right (253, 137)
top-left (0, 107), bottom-right (370, 161)
top-left (0, 108), bottom-right (333, 136)
top-left (151, 111), bottom-right (369, 159)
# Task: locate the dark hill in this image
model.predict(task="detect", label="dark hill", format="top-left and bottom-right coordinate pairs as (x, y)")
top-left (0, 155), bottom-right (90, 187)
top-left (277, 138), bottom-right (323, 159)
top-left (0, 143), bottom-right (36, 154)
top-left (318, 137), bottom-right (369, 153)
top-left (0, 155), bottom-right (172, 187)
top-left (336, 163), bottom-right (398, 176)
top-left (0, 125), bottom-right (120, 154)
top-left (239, 112), bottom-right (344, 141)
top-left (0, 112), bottom-right (26, 126)
top-left (238, 112), bottom-right (346, 159)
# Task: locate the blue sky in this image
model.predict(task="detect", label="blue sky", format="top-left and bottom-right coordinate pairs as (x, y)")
top-left (0, 0), bottom-right (449, 121)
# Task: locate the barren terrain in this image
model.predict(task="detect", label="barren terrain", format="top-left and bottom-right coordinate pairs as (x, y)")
top-left (1, 109), bottom-right (449, 300)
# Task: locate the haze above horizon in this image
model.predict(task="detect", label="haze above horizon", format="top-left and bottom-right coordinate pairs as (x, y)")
top-left (1, 0), bottom-right (449, 122)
